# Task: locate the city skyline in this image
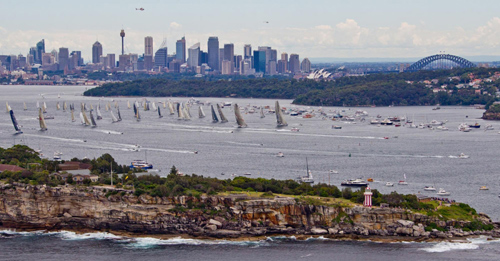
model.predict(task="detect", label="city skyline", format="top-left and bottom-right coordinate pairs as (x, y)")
top-left (1, 1), bottom-right (500, 61)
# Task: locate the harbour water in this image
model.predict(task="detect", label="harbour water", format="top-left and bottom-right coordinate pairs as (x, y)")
top-left (1, 85), bottom-right (500, 259)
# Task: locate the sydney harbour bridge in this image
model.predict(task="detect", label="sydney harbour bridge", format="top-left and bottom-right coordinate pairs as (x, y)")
top-left (404, 54), bottom-right (476, 72)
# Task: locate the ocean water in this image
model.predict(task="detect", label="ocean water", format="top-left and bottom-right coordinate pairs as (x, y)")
top-left (1, 85), bottom-right (500, 259)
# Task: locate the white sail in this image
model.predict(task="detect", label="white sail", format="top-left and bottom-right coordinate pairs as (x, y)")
top-left (71, 109), bottom-right (75, 122)
top-left (79, 112), bottom-right (85, 124)
top-left (90, 104), bottom-right (94, 111)
top-left (36, 101), bottom-right (40, 109)
top-left (39, 108), bottom-right (47, 131)
top-left (168, 101), bottom-right (175, 115)
top-left (211, 105), bottom-right (219, 123)
top-left (177, 103), bottom-right (185, 120)
top-left (81, 104), bottom-right (91, 125)
top-left (260, 107), bottom-right (265, 118)
top-left (163, 101), bottom-right (166, 109)
top-left (96, 105), bottom-right (103, 119)
top-left (151, 102), bottom-right (157, 111)
top-left (114, 101), bottom-right (118, 108)
top-left (42, 102), bottom-right (47, 113)
top-left (23, 102), bottom-right (28, 111)
top-left (183, 106), bottom-right (191, 120)
top-left (185, 105), bottom-right (192, 118)
top-left (198, 106), bottom-right (206, 118)
top-left (56, 102), bottom-right (60, 110)
top-left (110, 110), bottom-right (118, 122)
top-left (275, 101), bottom-right (288, 127)
top-left (63, 101), bottom-right (67, 111)
top-left (127, 100), bottom-right (131, 109)
top-left (234, 103), bottom-right (248, 128)
top-left (217, 104), bottom-right (228, 123)
top-left (89, 110), bottom-right (97, 127)
top-left (6, 102), bottom-right (9, 113)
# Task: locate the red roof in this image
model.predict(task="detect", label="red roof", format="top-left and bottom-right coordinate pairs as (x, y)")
top-left (0, 164), bottom-right (25, 172)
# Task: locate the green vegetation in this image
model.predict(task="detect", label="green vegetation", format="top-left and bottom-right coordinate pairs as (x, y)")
top-left (84, 67), bottom-right (500, 106)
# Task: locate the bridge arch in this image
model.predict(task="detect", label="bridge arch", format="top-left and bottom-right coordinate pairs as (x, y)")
top-left (405, 54), bottom-right (476, 72)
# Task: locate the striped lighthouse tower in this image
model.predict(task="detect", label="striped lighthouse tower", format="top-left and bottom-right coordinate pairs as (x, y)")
top-left (363, 186), bottom-right (373, 207)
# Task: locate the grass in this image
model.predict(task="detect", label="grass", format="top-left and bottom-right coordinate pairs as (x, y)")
top-left (217, 191), bottom-right (358, 207)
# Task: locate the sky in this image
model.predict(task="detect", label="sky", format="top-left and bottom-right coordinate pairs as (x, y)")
top-left (1, 0), bottom-right (500, 62)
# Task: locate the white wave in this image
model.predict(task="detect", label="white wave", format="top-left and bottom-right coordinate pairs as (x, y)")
top-left (94, 129), bottom-right (124, 135)
top-left (127, 236), bottom-right (266, 249)
top-left (56, 231), bottom-right (123, 240)
top-left (420, 236), bottom-right (500, 253)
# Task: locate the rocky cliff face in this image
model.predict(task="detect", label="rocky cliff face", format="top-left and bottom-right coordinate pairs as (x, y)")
top-left (0, 183), bottom-right (498, 239)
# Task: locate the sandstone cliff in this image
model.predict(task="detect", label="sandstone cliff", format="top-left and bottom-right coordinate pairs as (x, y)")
top-left (0, 183), bottom-right (498, 240)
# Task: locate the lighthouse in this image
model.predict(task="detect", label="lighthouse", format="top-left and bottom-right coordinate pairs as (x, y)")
top-left (363, 186), bottom-right (373, 207)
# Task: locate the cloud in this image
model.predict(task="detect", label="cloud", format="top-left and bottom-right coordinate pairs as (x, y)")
top-left (169, 22), bottom-right (182, 30)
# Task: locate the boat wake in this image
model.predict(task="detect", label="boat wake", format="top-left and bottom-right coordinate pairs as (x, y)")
top-left (420, 236), bottom-right (500, 253)
top-left (94, 129), bottom-right (124, 135)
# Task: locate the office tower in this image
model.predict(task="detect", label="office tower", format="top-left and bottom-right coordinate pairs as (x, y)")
top-left (219, 48), bottom-right (224, 71)
top-left (176, 37), bottom-right (186, 63)
top-left (289, 54), bottom-right (300, 74)
top-left (107, 54), bottom-right (116, 68)
top-left (200, 51), bottom-right (208, 65)
top-left (29, 47), bottom-right (37, 64)
top-left (50, 49), bottom-right (58, 63)
top-left (17, 55), bottom-right (26, 68)
top-left (280, 52), bottom-right (288, 73)
top-left (234, 55), bottom-right (242, 72)
top-left (240, 59), bottom-right (251, 75)
top-left (221, 60), bottom-right (232, 75)
top-left (278, 60), bottom-right (286, 74)
top-left (100, 55), bottom-right (108, 68)
top-left (118, 54), bottom-right (131, 71)
top-left (70, 51), bottom-right (83, 66)
top-left (187, 43), bottom-right (200, 68)
top-left (69, 53), bottom-right (79, 70)
top-left (268, 60), bottom-right (277, 75)
top-left (120, 29), bottom-right (125, 55)
top-left (244, 44), bottom-right (252, 59)
top-left (258, 46), bottom-right (272, 73)
top-left (144, 55), bottom-right (154, 71)
top-left (154, 47), bottom-right (168, 68)
top-left (207, 36), bottom-right (219, 72)
top-left (144, 36), bottom-right (153, 56)
top-left (253, 50), bottom-right (266, 73)
top-left (92, 41), bottom-right (103, 64)
top-left (58, 47), bottom-right (69, 71)
top-left (36, 39), bottom-right (45, 64)
top-left (223, 43), bottom-right (234, 74)
top-left (42, 53), bottom-right (54, 65)
top-left (301, 58), bottom-right (311, 73)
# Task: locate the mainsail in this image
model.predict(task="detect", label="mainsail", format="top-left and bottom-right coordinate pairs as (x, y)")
top-left (96, 105), bottom-right (103, 120)
top-left (127, 100), bottom-right (131, 109)
top-left (168, 101), bottom-right (175, 115)
top-left (177, 103), bottom-right (185, 120)
top-left (56, 102), bottom-right (60, 110)
top-left (110, 110), bottom-right (118, 123)
top-left (71, 109), bottom-right (75, 122)
top-left (117, 107), bottom-right (122, 121)
top-left (275, 101), bottom-right (288, 127)
top-left (89, 110), bottom-right (97, 127)
top-left (198, 106), bottom-right (206, 118)
top-left (260, 107), bottom-right (265, 118)
top-left (158, 106), bottom-right (163, 118)
top-left (151, 102), bottom-right (157, 111)
top-left (183, 106), bottom-right (191, 120)
top-left (217, 104), bottom-right (228, 123)
top-left (63, 101), bottom-right (67, 111)
top-left (38, 108), bottom-right (47, 131)
top-left (23, 102), bottom-right (27, 111)
top-left (211, 105), bottom-right (219, 123)
top-left (81, 104), bottom-right (91, 125)
top-left (6, 102), bottom-right (9, 113)
top-left (10, 109), bottom-right (22, 133)
top-left (234, 103), bottom-right (248, 128)
top-left (42, 102), bottom-right (47, 113)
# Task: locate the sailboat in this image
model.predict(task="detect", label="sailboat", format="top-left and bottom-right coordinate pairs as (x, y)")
top-left (114, 101), bottom-right (118, 108)
top-left (36, 101), bottom-right (40, 110)
top-left (6, 102), bottom-right (9, 113)
top-left (185, 105), bottom-right (192, 118)
top-left (183, 105), bottom-right (191, 120)
top-left (398, 173), bottom-right (408, 185)
top-left (424, 172), bottom-right (437, 191)
top-left (158, 106), bottom-right (163, 118)
top-left (177, 103), bottom-right (185, 120)
top-left (297, 157), bottom-right (314, 183)
top-left (127, 100), bottom-right (131, 109)
top-left (56, 102), bottom-right (60, 110)
top-left (117, 107), bottom-right (122, 121)
top-left (110, 109), bottom-right (119, 123)
top-left (275, 101), bottom-right (288, 127)
top-left (42, 102), bottom-right (47, 113)
top-left (260, 107), bottom-right (265, 118)
top-left (134, 102), bottom-right (141, 121)
top-left (234, 103), bottom-right (248, 128)
top-left (217, 104), bottom-right (228, 123)
top-left (198, 106), bottom-right (206, 118)
top-left (89, 110), bottom-right (97, 128)
top-left (79, 112), bottom-right (85, 125)
top-left (90, 104), bottom-right (94, 111)
top-left (211, 105), bottom-right (219, 123)
top-left (151, 102), bottom-right (157, 112)
top-left (144, 100), bottom-right (148, 111)
top-left (63, 101), bottom-right (67, 112)
top-left (70, 104), bottom-right (75, 122)
top-left (81, 104), bottom-right (91, 126)
top-left (38, 108), bottom-right (47, 131)
top-left (163, 101), bottom-right (166, 109)
top-left (168, 101), bottom-right (175, 115)
top-left (96, 105), bottom-right (103, 120)
top-left (10, 108), bottom-right (22, 134)
top-left (23, 102), bottom-right (27, 111)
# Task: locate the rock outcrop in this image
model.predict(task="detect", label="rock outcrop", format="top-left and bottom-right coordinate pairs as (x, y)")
top-left (1, 183), bottom-right (498, 240)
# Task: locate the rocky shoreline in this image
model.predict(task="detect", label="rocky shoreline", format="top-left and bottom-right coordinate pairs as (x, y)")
top-left (1, 183), bottom-right (499, 241)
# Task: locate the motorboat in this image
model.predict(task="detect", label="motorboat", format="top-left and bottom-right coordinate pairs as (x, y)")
top-left (370, 119), bottom-right (380, 124)
top-left (479, 186), bottom-right (489, 190)
top-left (130, 160), bottom-right (153, 169)
top-left (430, 120), bottom-right (444, 126)
top-left (437, 188), bottom-right (451, 196)
top-left (424, 186), bottom-right (436, 191)
top-left (291, 127), bottom-right (300, 132)
top-left (398, 180), bottom-right (408, 185)
top-left (458, 123), bottom-right (471, 132)
top-left (341, 179), bottom-right (368, 187)
top-left (276, 152), bottom-right (284, 157)
top-left (367, 178), bottom-right (374, 182)
top-left (458, 153), bottom-right (469, 159)
top-left (468, 123), bottom-right (481, 128)
top-left (380, 119), bottom-right (393, 125)
top-left (385, 182), bottom-right (394, 187)
top-left (436, 126), bottom-right (449, 131)
top-left (485, 125), bottom-right (494, 131)
top-left (332, 125), bottom-right (342, 129)
top-left (53, 154), bottom-right (61, 160)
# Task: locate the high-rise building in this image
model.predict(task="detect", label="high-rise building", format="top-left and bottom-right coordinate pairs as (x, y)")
top-left (207, 37), bottom-right (219, 72)
top-left (200, 51), bottom-right (208, 65)
top-left (280, 52), bottom-right (288, 73)
top-left (278, 60), bottom-right (287, 74)
top-left (268, 60), bottom-right (277, 75)
top-left (145, 36), bottom-right (153, 56)
top-left (29, 47), bottom-right (37, 64)
top-left (219, 48), bottom-right (224, 71)
top-left (118, 54), bottom-right (131, 71)
top-left (223, 43), bottom-right (234, 74)
top-left (289, 54), bottom-right (300, 74)
top-left (107, 54), bottom-right (116, 68)
top-left (92, 41), bottom-right (103, 64)
top-left (58, 47), bottom-right (69, 71)
top-left (244, 44), bottom-right (252, 59)
top-left (42, 53), bottom-right (54, 66)
top-left (221, 60), bottom-right (232, 75)
top-left (51, 49), bottom-right (58, 63)
top-left (120, 29), bottom-right (125, 55)
top-left (36, 39), bottom-right (45, 64)
top-left (154, 47), bottom-right (168, 68)
top-left (70, 51), bottom-right (83, 66)
top-left (301, 58), bottom-right (311, 73)
top-left (187, 43), bottom-right (200, 68)
top-left (253, 50), bottom-right (266, 73)
top-left (144, 55), bottom-right (154, 71)
top-left (234, 55), bottom-right (242, 72)
top-left (176, 37), bottom-right (186, 63)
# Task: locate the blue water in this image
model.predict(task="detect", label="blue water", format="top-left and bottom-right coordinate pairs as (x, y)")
top-left (1, 85), bottom-right (500, 259)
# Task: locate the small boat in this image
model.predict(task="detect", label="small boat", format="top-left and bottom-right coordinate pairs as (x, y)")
top-left (234, 103), bottom-right (248, 128)
top-left (437, 188), bottom-right (451, 196)
top-left (479, 186), bottom-right (489, 190)
top-left (9, 108), bottom-right (23, 134)
top-left (424, 186), bottom-right (436, 191)
top-left (468, 123), bottom-right (481, 128)
top-left (385, 182), bottom-right (394, 187)
top-left (291, 127), bottom-right (299, 132)
top-left (130, 160), bottom-right (153, 169)
top-left (341, 179), bottom-right (368, 187)
top-left (398, 180), bottom-right (408, 185)
top-left (380, 119), bottom-right (393, 125)
top-left (53, 154), bottom-right (61, 160)
top-left (217, 104), bottom-right (228, 123)
top-left (198, 106), bottom-right (205, 118)
top-left (436, 126), bottom-right (449, 131)
top-left (275, 101), bottom-right (288, 127)
top-left (367, 178), bottom-right (374, 182)
top-left (211, 105), bottom-right (219, 123)
top-left (276, 152), bottom-right (284, 157)
top-left (485, 125), bottom-right (494, 131)
top-left (296, 158), bottom-right (314, 183)
top-left (458, 153), bottom-right (469, 159)
top-left (332, 125), bottom-right (342, 129)
top-left (370, 119), bottom-right (380, 124)
top-left (38, 108), bottom-right (48, 131)
top-left (458, 123), bottom-right (471, 132)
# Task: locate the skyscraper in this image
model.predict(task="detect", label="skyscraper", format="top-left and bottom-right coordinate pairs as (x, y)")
top-left (244, 44), bottom-right (252, 59)
top-left (207, 37), bottom-right (219, 72)
top-left (301, 58), bottom-right (311, 73)
top-left (280, 52), bottom-right (288, 73)
top-left (36, 39), bottom-right (45, 64)
top-left (289, 54), bottom-right (300, 74)
top-left (107, 54), bottom-right (116, 68)
top-left (253, 50), bottom-right (266, 73)
top-left (70, 51), bottom-right (82, 66)
top-left (92, 41), bottom-right (103, 64)
top-left (58, 47), bottom-right (69, 71)
top-left (223, 43), bottom-right (234, 74)
top-left (187, 43), bottom-right (200, 68)
top-left (154, 47), bottom-right (168, 68)
top-left (145, 36), bottom-right (153, 56)
top-left (176, 37), bottom-right (186, 63)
